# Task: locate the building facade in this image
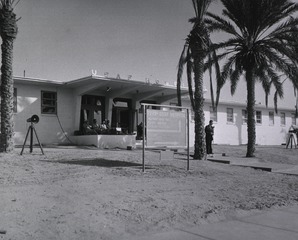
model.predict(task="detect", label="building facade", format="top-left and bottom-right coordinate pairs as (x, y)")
top-left (12, 74), bottom-right (297, 147)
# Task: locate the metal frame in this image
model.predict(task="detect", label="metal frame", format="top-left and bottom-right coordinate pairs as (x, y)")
top-left (141, 103), bottom-right (190, 172)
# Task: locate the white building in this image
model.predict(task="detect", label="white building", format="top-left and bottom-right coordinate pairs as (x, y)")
top-left (12, 74), bottom-right (297, 148)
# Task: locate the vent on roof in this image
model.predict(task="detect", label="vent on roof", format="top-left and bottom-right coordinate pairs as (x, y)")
top-left (91, 69), bottom-right (97, 76)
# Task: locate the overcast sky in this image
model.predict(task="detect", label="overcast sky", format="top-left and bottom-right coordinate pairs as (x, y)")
top-left (13, 0), bottom-right (222, 83)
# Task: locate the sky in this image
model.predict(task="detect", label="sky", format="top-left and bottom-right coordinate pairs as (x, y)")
top-left (12, 0), bottom-right (222, 83)
top-left (10, 0), bottom-right (298, 109)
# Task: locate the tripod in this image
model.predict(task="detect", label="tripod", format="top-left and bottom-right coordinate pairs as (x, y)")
top-left (20, 122), bottom-right (44, 155)
top-left (286, 132), bottom-right (297, 149)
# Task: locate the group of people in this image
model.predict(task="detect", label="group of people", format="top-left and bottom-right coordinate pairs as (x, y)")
top-left (82, 119), bottom-right (110, 134)
top-left (83, 118), bottom-right (215, 154)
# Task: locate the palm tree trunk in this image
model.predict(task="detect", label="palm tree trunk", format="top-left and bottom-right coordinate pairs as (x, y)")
top-left (0, 1), bottom-right (18, 152)
top-left (0, 38), bottom-right (15, 152)
top-left (176, 79), bottom-right (182, 107)
top-left (246, 68), bottom-right (256, 157)
top-left (193, 56), bottom-right (205, 159)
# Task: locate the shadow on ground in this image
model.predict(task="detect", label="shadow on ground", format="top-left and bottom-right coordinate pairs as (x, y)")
top-left (45, 158), bottom-right (143, 168)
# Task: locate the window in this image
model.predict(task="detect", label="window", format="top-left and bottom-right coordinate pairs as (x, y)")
top-left (269, 111), bottom-right (274, 125)
top-left (280, 112), bottom-right (286, 125)
top-left (256, 111), bottom-right (262, 124)
top-left (291, 112), bottom-right (297, 125)
top-left (227, 108), bottom-right (233, 123)
top-left (242, 109), bottom-right (247, 124)
top-left (41, 91), bottom-right (57, 114)
top-left (13, 88), bottom-right (17, 113)
top-left (209, 106), bottom-right (217, 122)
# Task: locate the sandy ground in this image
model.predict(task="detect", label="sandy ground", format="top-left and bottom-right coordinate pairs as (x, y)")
top-left (0, 144), bottom-right (297, 240)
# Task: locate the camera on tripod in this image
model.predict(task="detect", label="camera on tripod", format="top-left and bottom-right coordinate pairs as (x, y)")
top-left (26, 115), bottom-right (39, 124)
top-left (286, 125), bottom-right (298, 149)
top-left (21, 114), bottom-right (44, 155)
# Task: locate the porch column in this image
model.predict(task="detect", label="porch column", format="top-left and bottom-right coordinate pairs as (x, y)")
top-left (74, 95), bottom-right (82, 131)
top-left (131, 99), bottom-right (138, 132)
top-left (105, 97), bottom-right (113, 123)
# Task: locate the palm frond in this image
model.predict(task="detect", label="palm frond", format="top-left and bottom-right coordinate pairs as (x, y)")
top-left (177, 42), bottom-right (189, 106)
top-left (265, 17), bottom-right (298, 41)
top-left (207, 52), bottom-right (215, 109)
top-left (186, 51), bottom-right (195, 110)
top-left (212, 49), bottom-right (223, 107)
top-left (192, 0), bottom-right (212, 20)
top-left (230, 68), bottom-right (241, 95)
top-left (221, 54), bottom-right (237, 84)
top-left (206, 12), bottom-right (241, 38)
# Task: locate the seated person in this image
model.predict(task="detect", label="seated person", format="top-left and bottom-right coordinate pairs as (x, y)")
top-left (101, 120), bottom-right (107, 130)
top-left (105, 119), bottom-right (110, 129)
top-left (82, 120), bottom-right (94, 134)
top-left (91, 119), bottom-right (100, 132)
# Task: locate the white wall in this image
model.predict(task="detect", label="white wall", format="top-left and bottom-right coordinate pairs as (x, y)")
top-left (203, 103), bottom-right (296, 146)
top-left (14, 83), bottom-right (76, 146)
top-left (13, 82), bottom-right (296, 147)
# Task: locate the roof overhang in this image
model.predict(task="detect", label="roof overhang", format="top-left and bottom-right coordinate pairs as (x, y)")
top-left (13, 75), bottom-right (189, 102)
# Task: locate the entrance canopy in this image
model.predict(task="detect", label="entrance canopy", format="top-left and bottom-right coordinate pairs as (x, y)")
top-left (14, 74), bottom-right (189, 102)
top-left (64, 75), bottom-right (189, 102)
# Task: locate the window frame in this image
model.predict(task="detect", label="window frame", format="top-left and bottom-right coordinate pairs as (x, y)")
top-left (269, 111), bottom-right (274, 126)
top-left (41, 91), bottom-right (57, 115)
top-left (242, 109), bottom-right (247, 124)
top-left (256, 110), bottom-right (262, 124)
top-left (280, 112), bottom-right (286, 126)
top-left (227, 108), bottom-right (234, 123)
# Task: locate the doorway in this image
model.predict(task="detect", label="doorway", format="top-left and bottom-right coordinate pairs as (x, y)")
top-left (112, 98), bottom-right (133, 134)
top-left (80, 95), bottom-right (105, 132)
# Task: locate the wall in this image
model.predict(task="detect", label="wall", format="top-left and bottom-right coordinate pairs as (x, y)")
top-left (13, 81), bottom-right (296, 147)
top-left (14, 83), bottom-right (76, 146)
top-left (204, 103), bottom-right (296, 146)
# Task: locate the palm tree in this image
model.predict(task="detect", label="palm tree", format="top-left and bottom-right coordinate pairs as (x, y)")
top-left (0, 0), bottom-right (19, 152)
top-left (177, 0), bottom-right (215, 160)
top-left (206, 0), bottom-right (298, 157)
top-left (288, 23), bottom-right (298, 118)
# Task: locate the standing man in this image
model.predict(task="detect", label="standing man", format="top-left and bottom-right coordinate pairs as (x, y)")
top-left (205, 120), bottom-right (214, 156)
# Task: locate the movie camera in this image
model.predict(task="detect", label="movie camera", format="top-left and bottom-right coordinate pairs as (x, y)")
top-left (26, 114), bottom-right (39, 124)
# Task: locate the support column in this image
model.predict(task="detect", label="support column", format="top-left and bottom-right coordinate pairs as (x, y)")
top-left (131, 99), bottom-right (139, 132)
top-left (105, 97), bottom-right (113, 124)
top-left (74, 95), bottom-right (82, 131)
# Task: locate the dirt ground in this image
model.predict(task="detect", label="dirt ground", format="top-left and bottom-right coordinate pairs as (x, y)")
top-left (0, 144), bottom-right (297, 240)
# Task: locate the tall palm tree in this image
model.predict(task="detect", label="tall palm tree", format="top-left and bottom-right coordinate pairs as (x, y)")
top-left (177, 0), bottom-right (214, 160)
top-left (288, 22), bottom-right (298, 118)
top-left (206, 0), bottom-right (298, 157)
top-left (0, 0), bottom-right (19, 152)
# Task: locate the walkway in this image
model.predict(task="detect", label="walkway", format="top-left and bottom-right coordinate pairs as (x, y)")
top-left (206, 154), bottom-right (298, 176)
top-left (128, 205), bottom-right (298, 240)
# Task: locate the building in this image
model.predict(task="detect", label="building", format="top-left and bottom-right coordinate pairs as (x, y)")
top-left (13, 74), bottom-right (297, 148)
